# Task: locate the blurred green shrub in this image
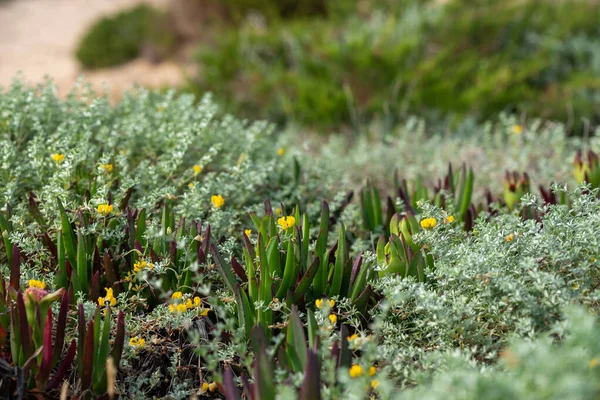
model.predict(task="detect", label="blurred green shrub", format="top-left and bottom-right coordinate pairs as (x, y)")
top-left (194, 0), bottom-right (600, 131)
top-left (75, 5), bottom-right (162, 69)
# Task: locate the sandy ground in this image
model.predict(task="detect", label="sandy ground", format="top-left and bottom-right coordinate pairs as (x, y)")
top-left (0, 0), bottom-right (190, 99)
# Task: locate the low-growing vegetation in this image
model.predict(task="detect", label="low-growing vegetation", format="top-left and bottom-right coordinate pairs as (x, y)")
top-left (0, 80), bottom-right (599, 399)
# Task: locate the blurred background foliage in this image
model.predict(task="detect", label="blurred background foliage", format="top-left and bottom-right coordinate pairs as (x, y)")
top-left (74, 0), bottom-right (600, 133)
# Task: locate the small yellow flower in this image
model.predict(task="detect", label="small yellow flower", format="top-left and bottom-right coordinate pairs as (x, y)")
top-left (101, 164), bottom-right (114, 173)
top-left (133, 260), bottom-right (149, 273)
top-left (169, 304), bottom-right (175, 313)
top-left (201, 382), bottom-right (209, 391)
top-left (208, 382), bottom-right (217, 392)
top-left (245, 229), bottom-right (252, 237)
top-left (371, 379), bottom-right (380, 389)
top-left (200, 308), bottom-right (209, 317)
top-left (315, 298), bottom-right (334, 309)
top-left (275, 207), bottom-right (282, 216)
top-left (129, 337), bottom-right (145, 348)
top-left (98, 297), bottom-right (105, 307)
top-left (369, 366), bottom-right (376, 376)
top-left (445, 215), bottom-right (455, 223)
top-left (506, 234), bottom-right (515, 243)
top-left (188, 182), bottom-right (195, 189)
top-left (572, 283), bottom-right (580, 291)
top-left (97, 203), bottom-right (114, 216)
top-left (51, 153), bottom-right (65, 164)
top-left (590, 358), bottom-right (599, 368)
top-left (171, 291), bottom-right (183, 300)
top-left (28, 279), bottom-right (46, 290)
top-left (277, 216), bottom-right (296, 230)
top-left (328, 314), bottom-right (337, 324)
top-left (347, 333), bottom-right (359, 342)
top-left (193, 165), bottom-right (202, 175)
top-left (513, 124), bottom-right (523, 134)
top-left (420, 218), bottom-right (437, 230)
top-left (328, 299), bottom-right (335, 307)
top-left (157, 105), bottom-right (164, 112)
top-left (186, 298), bottom-right (193, 308)
top-left (194, 297), bottom-right (201, 307)
top-left (349, 364), bottom-right (364, 378)
top-left (211, 195), bottom-right (225, 208)
top-left (176, 304), bottom-right (187, 313)
top-left (277, 148), bottom-right (285, 156)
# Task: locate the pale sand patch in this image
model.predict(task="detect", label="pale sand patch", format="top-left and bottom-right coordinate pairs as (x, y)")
top-left (0, 0), bottom-right (190, 100)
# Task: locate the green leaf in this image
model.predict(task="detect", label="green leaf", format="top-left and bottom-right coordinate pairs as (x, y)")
top-left (57, 198), bottom-right (77, 270)
top-left (328, 224), bottom-right (346, 297)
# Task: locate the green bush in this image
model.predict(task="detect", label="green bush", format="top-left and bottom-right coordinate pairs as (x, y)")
top-left (194, 0), bottom-right (600, 131)
top-left (75, 5), bottom-right (158, 69)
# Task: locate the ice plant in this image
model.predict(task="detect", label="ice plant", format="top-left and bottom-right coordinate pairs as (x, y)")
top-left (211, 195), bottom-right (225, 208)
top-left (277, 215), bottom-right (296, 230)
top-left (97, 203), bottom-right (114, 215)
top-left (51, 153), bottom-right (65, 163)
top-left (420, 217), bottom-right (437, 230)
top-left (573, 150), bottom-right (600, 189)
top-left (503, 171), bottom-right (530, 210)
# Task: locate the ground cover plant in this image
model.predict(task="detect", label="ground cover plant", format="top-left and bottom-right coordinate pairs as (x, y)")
top-left (192, 0), bottom-right (600, 131)
top-left (1, 80), bottom-right (600, 399)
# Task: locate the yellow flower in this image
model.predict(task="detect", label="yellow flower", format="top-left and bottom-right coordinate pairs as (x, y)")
top-left (371, 379), bottom-right (380, 389)
top-left (188, 182), bottom-right (195, 189)
top-left (200, 308), bottom-right (209, 317)
top-left (133, 260), bottom-right (149, 273)
top-left (201, 382), bottom-right (209, 392)
top-left (194, 297), bottom-right (201, 307)
top-left (193, 165), bottom-right (202, 175)
top-left (513, 124), bottom-right (523, 134)
top-left (275, 207), bottom-right (282, 216)
top-left (506, 234), bottom-right (515, 243)
top-left (590, 358), bottom-right (599, 368)
top-left (277, 216), bottom-right (296, 230)
top-left (98, 297), bottom-right (105, 307)
top-left (101, 164), bottom-right (114, 173)
top-left (171, 291), bottom-right (183, 300)
top-left (328, 314), bottom-right (337, 324)
top-left (51, 153), bottom-right (65, 163)
top-left (444, 215), bottom-right (455, 223)
top-left (157, 105), bottom-right (164, 112)
top-left (129, 337), bottom-right (145, 348)
top-left (347, 333), bottom-right (359, 342)
top-left (315, 298), bottom-right (335, 309)
top-left (169, 304), bottom-right (175, 313)
top-left (104, 287), bottom-right (117, 307)
top-left (572, 283), bottom-right (580, 291)
top-left (245, 229), bottom-right (252, 237)
top-left (211, 195), bottom-right (225, 208)
top-left (420, 218), bottom-right (437, 230)
top-left (277, 148), bottom-right (285, 156)
top-left (369, 366), bottom-right (376, 376)
top-left (186, 298), bottom-right (193, 308)
top-left (176, 304), bottom-right (187, 313)
top-left (97, 203), bottom-right (114, 216)
top-left (208, 382), bottom-right (217, 392)
top-left (349, 364), bottom-right (364, 378)
top-left (28, 279), bottom-right (46, 290)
